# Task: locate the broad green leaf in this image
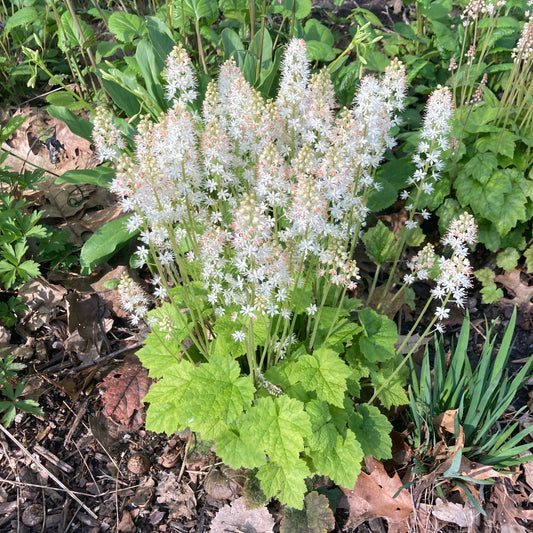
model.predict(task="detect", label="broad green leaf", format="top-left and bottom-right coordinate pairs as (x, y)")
top-left (362, 220), bottom-right (400, 266)
top-left (55, 167), bottom-right (116, 187)
top-left (5, 7), bottom-right (37, 33)
top-left (304, 399), bottom-right (339, 452)
top-left (186, 355), bottom-right (255, 440)
top-left (144, 361), bottom-right (195, 434)
top-left (256, 459), bottom-right (311, 509)
top-left (244, 396), bottom-right (311, 467)
top-left (57, 11), bottom-right (95, 52)
top-left (135, 39), bottom-right (166, 109)
top-left (369, 158), bottom-right (413, 212)
top-left (146, 16), bottom-right (176, 66)
top-left (356, 308), bottom-right (398, 363)
top-left (349, 404), bottom-right (392, 460)
top-left (46, 106), bottom-right (93, 142)
top-left (289, 347), bottom-right (351, 408)
top-left (80, 216), bottom-right (138, 275)
top-left (108, 12), bottom-right (146, 42)
top-left (309, 430), bottom-right (363, 489)
top-left (221, 28), bottom-right (244, 60)
top-left (216, 427), bottom-right (267, 469)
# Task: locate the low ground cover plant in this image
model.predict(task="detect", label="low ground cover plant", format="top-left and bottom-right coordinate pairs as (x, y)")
top-left (88, 37), bottom-right (489, 510)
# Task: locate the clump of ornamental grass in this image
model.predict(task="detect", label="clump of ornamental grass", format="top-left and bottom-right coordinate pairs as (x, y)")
top-left (93, 40), bottom-right (476, 509)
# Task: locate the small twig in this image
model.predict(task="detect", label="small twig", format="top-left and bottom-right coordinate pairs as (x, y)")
top-left (0, 423), bottom-right (98, 520)
top-left (0, 477), bottom-right (144, 497)
top-left (33, 445), bottom-right (74, 474)
top-left (67, 342), bottom-right (142, 374)
top-left (63, 398), bottom-right (89, 447)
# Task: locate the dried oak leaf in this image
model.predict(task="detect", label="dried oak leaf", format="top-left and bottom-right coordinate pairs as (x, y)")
top-left (340, 458), bottom-right (413, 532)
top-left (431, 498), bottom-right (480, 530)
top-left (281, 491), bottom-right (335, 533)
top-left (209, 497), bottom-right (275, 533)
top-left (156, 473), bottom-right (196, 520)
top-left (494, 269), bottom-right (533, 311)
top-left (100, 363), bottom-right (151, 426)
top-left (491, 478), bottom-right (531, 533)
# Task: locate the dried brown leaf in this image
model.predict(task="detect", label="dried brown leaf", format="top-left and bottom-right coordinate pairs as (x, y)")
top-left (341, 458), bottom-right (413, 531)
top-left (209, 497), bottom-right (275, 533)
top-left (492, 479), bottom-right (529, 533)
top-left (204, 467), bottom-right (245, 500)
top-left (431, 498), bottom-right (480, 531)
top-left (494, 270), bottom-right (533, 310)
top-left (100, 363), bottom-right (151, 426)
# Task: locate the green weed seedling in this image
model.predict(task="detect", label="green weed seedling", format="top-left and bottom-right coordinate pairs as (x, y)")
top-left (0, 349), bottom-right (43, 426)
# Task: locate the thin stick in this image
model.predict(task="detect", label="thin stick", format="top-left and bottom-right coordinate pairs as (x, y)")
top-left (0, 423), bottom-right (98, 520)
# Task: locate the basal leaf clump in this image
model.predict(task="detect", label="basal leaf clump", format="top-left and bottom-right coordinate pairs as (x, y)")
top-left (94, 40), bottom-right (473, 509)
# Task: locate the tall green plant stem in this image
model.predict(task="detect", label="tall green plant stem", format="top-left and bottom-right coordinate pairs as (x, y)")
top-left (64, 0), bottom-right (109, 99)
top-left (195, 18), bottom-right (208, 74)
top-left (255, 0), bottom-right (268, 83)
top-left (249, 0), bottom-right (256, 48)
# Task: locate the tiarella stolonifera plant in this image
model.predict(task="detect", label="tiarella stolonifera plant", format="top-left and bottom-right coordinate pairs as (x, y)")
top-left (93, 40), bottom-right (477, 509)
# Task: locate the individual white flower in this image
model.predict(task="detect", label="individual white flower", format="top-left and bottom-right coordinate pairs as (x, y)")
top-left (232, 330), bottom-right (246, 342)
top-left (435, 306), bottom-right (450, 320)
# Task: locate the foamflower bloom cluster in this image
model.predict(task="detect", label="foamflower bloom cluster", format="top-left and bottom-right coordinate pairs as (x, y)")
top-left (98, 39), bottom-right (412, 344)
top-left (401, 86), bottom-right (453, 228)
top-left (404, 212), bottom-right (477, 331)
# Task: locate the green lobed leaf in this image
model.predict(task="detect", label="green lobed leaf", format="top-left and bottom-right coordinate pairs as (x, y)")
top-left (304, 399), bottom-right (339, 452)
top-left (186, 355), bottom-right (256, 440)
top-left (362, 220), bottom-right (400, 266)
top-left (475, 131), bottom-right (519, 159)
top-left (216, 427), bottom-right (267, 469)
top-left (136, 303), bottom-right (191, 378)
top-left (288, 347), bottom-right (352, 408)
top-left (309, 430), bottom-right (363, 489)
top-left (281, 491), bottom-right (335, 533)
top-left (370, 360), bottom-right (409, 409)
top-left (243, 396), bottom-right (312, 468)
top-left (349, 404), bottom-right (393, 460)
top-left (496, 247), bottom-right (520, 272)
top-left (455, 168), bottom-right (531, 236)
top-left (143, 360), bottom-right (195, 434)
top-left (462, 153), bottom-right (498, 185)
top-left (256, 459), bottom-right (311, 509)
top-left (356, 307), bottom-right (398, 363)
